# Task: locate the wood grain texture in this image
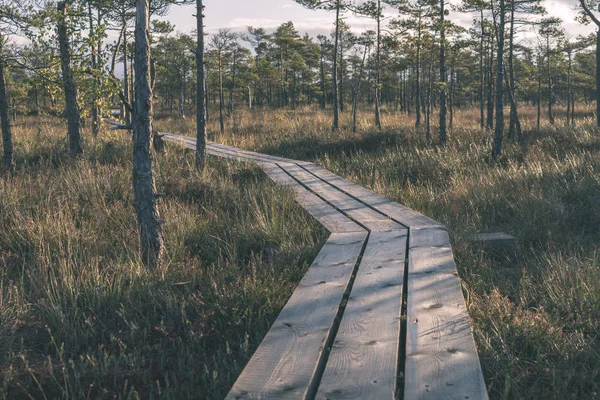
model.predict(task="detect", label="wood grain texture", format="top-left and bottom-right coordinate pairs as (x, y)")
top-left (225, 231), bottom-right (368, 400)
top-left (316, 230), bottom-right (408, 400)
top-left (210, 142), bottom-right (312, 165)
top-left (409, 227), bottom-right (451, 248)
top-left (303, 164), bottom-right (442, 229)
top-left (282, 164), bottom-right (401, 232)
top-left (405, 234), bottom-right (487, 400)
top-left (160, 132), bottom-right (489, 400)
top-left (261, 164), bottom-right (364, 234)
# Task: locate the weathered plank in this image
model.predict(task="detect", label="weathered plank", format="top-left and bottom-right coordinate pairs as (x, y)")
top-left (261, 164), bottom-right (364, 234)
top-left (225, 231), bottom-right (368, 400)
top-left (210, 142), bottom-right (311, 165)
top-left (409, 226), bottom-right (451, 248)
top-left (303, 164), bottom-right (442, 229)
top-left (405, 230), bottom-right (487, 400)
top-left (282, 164), bottom-right (401, 232)
top-left (316, 230), bottom-right (408, 400)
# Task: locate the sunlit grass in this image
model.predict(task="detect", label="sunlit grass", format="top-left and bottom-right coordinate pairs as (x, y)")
top-left (0, 117), bottom-right (327, 399)
top-left (157, 103), bottom-right (600, 398)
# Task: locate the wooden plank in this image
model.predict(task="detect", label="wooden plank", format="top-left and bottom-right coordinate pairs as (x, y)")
top-left (260, 164), bottom-right (364, 234)
top-left (405, 239), bottom-right (487, 400)
top-left (210, 142), bottom-right (311, 165)
top-left (316, 230), bottom-right (408, 400)
top-left (282, 164), bottom-right (401, 232)
top-left (163, 135), bottom-right (362, 233)
top-left (207, 143), bottom-right (281, 164)
top-left (409, 227), bottom-right (451, 248)
top-left (303, 164), bottom-right (442, 229)
top-left (226, 231), bottom-right (368, 400)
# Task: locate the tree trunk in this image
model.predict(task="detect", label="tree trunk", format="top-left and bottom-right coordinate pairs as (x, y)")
top-left (339, 45), bottom-right (345, 113)
top-left (547, 35), bottom-right (554, 125)
top-left (486, 32), bottom-right (494, 131)
top-left (320, 55), bottom-right (326, 109)
top-left (88, 3), bottom-right (100, 137)
top-left (537, 58), bottom-right (541, 130)
top-left (123, 18), bottom-right (131, 125)
top-left (374, 0), bottom-right (382, 130)
top-left (0, 50), bottom-right (13, 171)
top-left (415, 20), bottom-right (422, 127)
top-left (218, 52), bottom-right (224, 133)
top-left (480, 10), bottom-right (485, 129)
top-left (592, 29), bottom-right (600, 126)
top-left (353, 44), bottom-right (368, 133)
top-left (508, 5), bottom-right (517, 140)
top-left (492, 0), bottom-right (505, 159)
top-left (179, 79), bottom-right (185, 119)
top-left (58, 1), bottom-right (83, 157)
top-left (332, 2), bottom-right (340, 130)
top-left (439, 0), bottom-right (447, 147)
top-left (133, 0), bottom-right (163, 268)
top-left (567, 49), bottom-right (572, 125)
top-left (426, 61), bottom-right (432, 144)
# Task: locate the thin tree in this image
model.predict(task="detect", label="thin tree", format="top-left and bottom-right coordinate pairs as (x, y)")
top-left (133, 0), bottom-right (163, 268)
top-left (0, 35), bottom-right (13, 171)
top-left (195, 0), bottom-right (206, 169)
top-left (295, 0), bottom-right (350, 130)
top-left (491, 0), bottom-right (505, 159)
top-left (57, 0), bottom-right (83, 156)
top-left (578, 0), bottom-right (600, 126)
top-left (209, 29), bottom-right (235, 134)
top-left (439, 0), bottom-right (447, 146)
top-left (0, 0), bottom-right (23, 171)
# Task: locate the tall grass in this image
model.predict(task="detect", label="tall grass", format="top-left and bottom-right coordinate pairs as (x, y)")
top-left (0, 118), bottom-right (327, 399)
top-left (157, 104), bottom-right (600, 398)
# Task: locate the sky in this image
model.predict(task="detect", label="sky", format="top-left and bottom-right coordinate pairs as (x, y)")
top-left (158, 0), bottom-right (595, 41)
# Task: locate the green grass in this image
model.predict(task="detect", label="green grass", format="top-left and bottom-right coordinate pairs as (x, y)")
top-left (0, 117), bottom-right (327, 399)
top-left (157, 104), bottom-right (600, 399)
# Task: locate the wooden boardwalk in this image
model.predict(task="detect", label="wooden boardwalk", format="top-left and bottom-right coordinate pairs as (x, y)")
top-left (108, 119), bottom-right (487, 400)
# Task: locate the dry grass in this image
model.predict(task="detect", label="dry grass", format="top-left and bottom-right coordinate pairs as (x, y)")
top-left (0, 116), bottom-right (327, 399)
top-left (157, 103), bottom-right (600, 399)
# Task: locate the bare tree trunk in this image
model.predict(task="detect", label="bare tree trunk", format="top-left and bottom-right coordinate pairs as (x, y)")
top-left (567, 49), bottom-right (572, 125)
top-left (339, 45), bottom-right (345, 113)
top-left (486, 32), bottom-right (494, 131)
top-left (0, 47), bottom-right (13, 171)
top-left (426, 61), bottom-right (432, 144)
top-left (439, 0), bottom-right (447, 147)
top-left (374, 0), bottom-right (382, 130)
top-left (492, 0), bottom-right (505, 159)
top-left (196, 0), bottom-right (207, 170)
top-left (123, 18), bottom-right (131, 125)
top-left (415, 19), bottom-right (422, 127)
top-left (319, 54), bottom-right (326, 110)
top-left (133, 0), bottom-right (163, 268)
top-left (218, 52), bottom-right (224, 133)
top-left (508, 5), bottom-right (517, 140)
top-left (58, 1), bottom-right (83, 157)
top-left (537, 57), bottom-right (541, 130)
top-left (352, 44), bottom-right (368, 133)
top-left (178, 80), bottom-right (185, 119)
top-left (547, 35), bottom-right (554, 125)
top-left (88, 3), bottom-right (100, 137)
top-left (597, 29), bottom-right (600, 126)
top-left (332, 1), bottom-right (340, 130)
top-left (480, 10), bottom-right (485, 129)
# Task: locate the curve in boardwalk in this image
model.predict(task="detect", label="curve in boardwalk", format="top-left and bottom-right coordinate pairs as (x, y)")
top-left (113, 119), bottom-right (487, 400)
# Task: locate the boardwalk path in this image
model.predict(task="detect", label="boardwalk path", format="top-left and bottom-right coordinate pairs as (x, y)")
top-left (109, 119), bottom-right (487, 400)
